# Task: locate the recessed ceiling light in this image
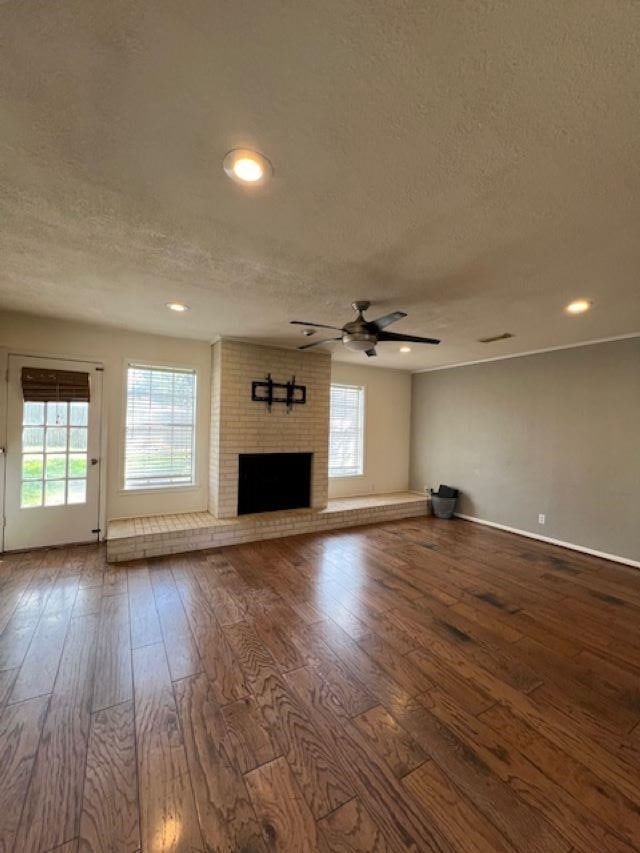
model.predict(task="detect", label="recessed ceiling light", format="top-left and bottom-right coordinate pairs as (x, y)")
top-left (166, 302), bottom-right (190, 312)
top-left (223, 148), bottom-right (273, 185)
top-left (565, 299), bottom-right (591, 315)
top-left (400, 346), bottom-right (411, 353)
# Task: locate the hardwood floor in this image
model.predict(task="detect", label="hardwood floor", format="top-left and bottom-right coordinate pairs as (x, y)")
top-left (1, 517), bottom-right (639, 852)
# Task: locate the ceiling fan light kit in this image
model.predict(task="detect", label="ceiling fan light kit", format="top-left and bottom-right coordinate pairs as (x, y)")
top-left (290, 300), bottom-right (440, 357)
top-left (343, 332), bottom-right (378, 352)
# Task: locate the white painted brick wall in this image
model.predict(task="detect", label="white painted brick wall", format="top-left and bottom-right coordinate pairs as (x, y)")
top-left (209, 340), bottom-right (331, 519)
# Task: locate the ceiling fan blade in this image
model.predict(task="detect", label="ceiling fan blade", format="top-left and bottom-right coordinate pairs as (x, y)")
top-left (290, 320), bottom-right (343, 331)
top-left (365, 348), bottom-right (377, 357)
top-left (370, 311), bottom-right (407, 330)
top-left (377, 330), bottom-right (440, 345)
top-left (297, 337), bottom-right (341, 350)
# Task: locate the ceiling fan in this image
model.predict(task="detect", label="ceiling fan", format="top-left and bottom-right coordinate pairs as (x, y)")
top-left (290, 301), bottom-right (440, 357)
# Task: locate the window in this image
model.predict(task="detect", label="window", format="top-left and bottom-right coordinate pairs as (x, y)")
top-left (329, 384), bottom-right (365, 477)
top-left (124, 364), bottom-right (197, 490)
top-left (21, 401), bottom-right (88, 507)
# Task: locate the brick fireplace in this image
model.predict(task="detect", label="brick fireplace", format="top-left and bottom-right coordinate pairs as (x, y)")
top-left (208, 340), bottom-right (331, 519)
top-left (106, 338), bottom-right (428, 562)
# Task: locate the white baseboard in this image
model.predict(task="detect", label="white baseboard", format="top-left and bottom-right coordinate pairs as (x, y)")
top-left (454, 513), bottom-right (640, 570)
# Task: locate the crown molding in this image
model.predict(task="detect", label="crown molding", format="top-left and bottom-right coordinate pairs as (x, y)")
top-left (412, 332), bottom-right (640, 374)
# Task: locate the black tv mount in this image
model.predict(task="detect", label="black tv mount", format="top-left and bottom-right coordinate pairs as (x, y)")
top-left (251, 374), bottom-right (307, 412)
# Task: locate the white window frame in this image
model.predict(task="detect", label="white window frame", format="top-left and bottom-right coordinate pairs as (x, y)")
top-left (329, 383), bottom-right (365, 478)
top-left (121, 361), bottom-right (198, 493)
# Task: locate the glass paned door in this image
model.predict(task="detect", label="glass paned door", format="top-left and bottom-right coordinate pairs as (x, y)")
top-left (4, 356), bottom-right (102, 550)
top-left (20, 401), bottom-right (88, 508)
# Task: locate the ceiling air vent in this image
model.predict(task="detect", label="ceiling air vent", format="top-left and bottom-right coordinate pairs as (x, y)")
top-left (478, 332), bottom-right (514, 344)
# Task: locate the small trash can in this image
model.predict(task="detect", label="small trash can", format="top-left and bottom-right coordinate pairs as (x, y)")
top-left (430, 485), bottom-right (459, 519)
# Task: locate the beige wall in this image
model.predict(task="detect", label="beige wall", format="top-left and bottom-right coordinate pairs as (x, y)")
top-left (410, 338), bottom-right (640, 562)
top-left (0, 310), bottom-right (414, 534)
top-left (330, 362), bottom-right (412, 499)
top-left (0, 310), bottom-right (211, 522)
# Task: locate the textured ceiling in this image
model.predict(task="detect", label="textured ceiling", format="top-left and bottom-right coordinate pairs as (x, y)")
top-left (1, 0), bottom-right (639, 369)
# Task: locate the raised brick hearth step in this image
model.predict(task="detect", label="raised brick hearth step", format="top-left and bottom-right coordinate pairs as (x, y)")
top-left (106, 491), bottom-right (428, 562)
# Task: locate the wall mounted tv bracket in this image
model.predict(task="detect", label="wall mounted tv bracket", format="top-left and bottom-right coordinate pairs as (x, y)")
top-left (251, 374), bottom-right (307, 412)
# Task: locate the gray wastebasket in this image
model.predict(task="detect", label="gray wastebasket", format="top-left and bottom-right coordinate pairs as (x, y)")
top-left (429, 485), bottom-right (459, 519)
top-left (430, 495), bottom-right (457, 519)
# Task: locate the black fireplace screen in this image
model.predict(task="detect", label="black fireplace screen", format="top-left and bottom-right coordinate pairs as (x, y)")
top-left (237, 452), bottom-right (312, 515)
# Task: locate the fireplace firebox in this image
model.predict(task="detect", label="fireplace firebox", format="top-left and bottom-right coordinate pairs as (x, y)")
top-left (237, 452), bottom-right (312, 515)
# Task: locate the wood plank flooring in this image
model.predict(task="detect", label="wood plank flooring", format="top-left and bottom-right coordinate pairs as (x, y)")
top-left (1, 517), bottom-right (639, 852)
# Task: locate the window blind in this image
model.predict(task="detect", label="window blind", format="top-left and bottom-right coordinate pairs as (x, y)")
top-left (124, 364), bottom-right (196, 489)
top-left (329, 384), bottom-right (364, 477)
top-left (22, 367), bottom-right (90, 402)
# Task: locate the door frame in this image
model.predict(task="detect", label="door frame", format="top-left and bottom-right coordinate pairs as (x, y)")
top-left (1, 348), bottom-right (107, 551)
top-left (0, 348), bottom-right (8, 552)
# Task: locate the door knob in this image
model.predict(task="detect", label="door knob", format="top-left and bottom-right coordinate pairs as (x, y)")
top-left (90, 458), bottom-right (99, 465)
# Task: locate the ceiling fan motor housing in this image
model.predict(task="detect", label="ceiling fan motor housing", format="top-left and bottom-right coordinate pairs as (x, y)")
top-left (291, 300), bottom-right (440, 353)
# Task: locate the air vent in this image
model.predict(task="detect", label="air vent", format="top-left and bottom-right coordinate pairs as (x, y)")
top-left (478, 332), bottom-right (514, 344)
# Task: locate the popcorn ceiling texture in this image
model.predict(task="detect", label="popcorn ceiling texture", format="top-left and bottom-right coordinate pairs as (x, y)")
top-left (209, 341), bottom-right (331, 518)
top-left (1, 2), bottom-right (639, 371)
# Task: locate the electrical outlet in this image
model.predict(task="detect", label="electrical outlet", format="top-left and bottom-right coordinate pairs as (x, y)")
top-left (538, 513), bottom-right (545, 525)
